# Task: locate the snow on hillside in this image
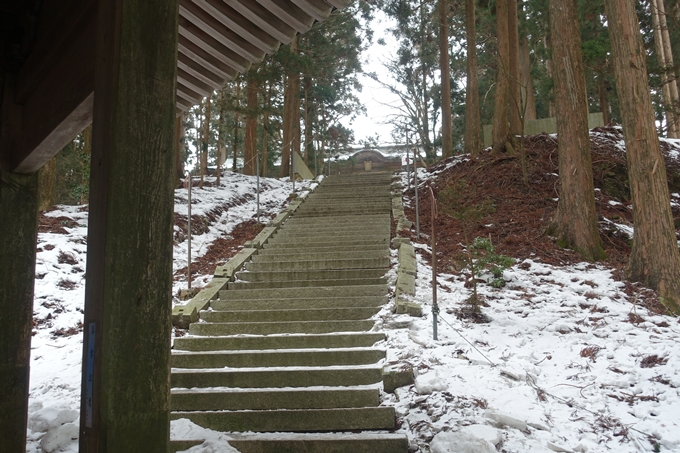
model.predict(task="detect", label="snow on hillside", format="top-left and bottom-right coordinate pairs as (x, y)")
top-left (23, 131), bottom-right (680, 453)
top-left (26, 172), bottom-right (303, 453)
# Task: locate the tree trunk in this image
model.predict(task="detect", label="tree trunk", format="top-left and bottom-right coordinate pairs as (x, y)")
top-left (604, 0), bottom-right (680, 314)
top-left (492, 0), bottom-right (510, 154)
top-left (216, 90), bottom-right (225, 185)
top-left (651, 0), bottom-right (680, 137)
top-left (201, 95), bottom-right (211, 187)
top-left (304, 76), bottom-right (313, 164)
top-left (38, 156), bottom-right (57, 211)
top-left (244, 68), bottom-right (258, 176)
top-left (439, 0), bottom-right (453, 159)
top-left (465, 0), bottom-right (482, 157)
top-left (519, 37), bottom-right (537, 121)
top-left (280, 35), bottom-right (299, 178)
top-left (508, 0), bottom-right (522, 134)
top-left (598, 73), bottom-right (610, 125)
top-left (262, 81), bottom-right (272, 178)
top-left (547, 0), bottom-right (604, 262)
top-left (233, 79), bottom-right (240, 172)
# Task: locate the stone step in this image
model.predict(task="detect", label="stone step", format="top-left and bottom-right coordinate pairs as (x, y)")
top-left (171, 348), bottom-right (385, 369)
top-left (170, 433), bottom-right (408, 453)
top-left (264, 237), bottom-right (388, 247)
top-left (299, 201), bottom-right (391, 209)
top-left (219, 284), bottom-right (388, 300)
top-left (171, 366), bottom-right (383, 388)
top-left (273, 226), bottom-right (390, 237)
top-left (235, 269), bottom-right (386, 283)
top-left (250, 250), bottom-right (388, 263)
top-left (201, 306), bottom-right (382, 322)
top-left (294, 207), bottom-right (391, 216)
top-left (173, 332), bottom-right (386, 351)
top-left (271, 232), bottom-right (389, 243)
top-left (189, 319), bottom-right (376, 336)
top-left (227, 277), bottom-right (386, 290)
top-left (211, 295), bottom-right (387, 311)
top-left (281, 214), bottom-right (389, 225)
top-left (171, 387), bottom-right (380, 411)
top-left (259, 243), bottom-right (388, 253)
top-left (245, 257), bottom-right (389, 272)
top-left (170, 407), bottom-right (396, 432)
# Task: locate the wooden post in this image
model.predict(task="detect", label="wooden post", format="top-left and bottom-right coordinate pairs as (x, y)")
top-left (79, 0), bottom-right (179, 451)
top-left (0, 170), bottom-right (39, 453)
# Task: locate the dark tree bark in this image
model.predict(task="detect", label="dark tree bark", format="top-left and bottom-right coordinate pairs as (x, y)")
top-left (508, 0), bottom-right (522, 134)
top-left (244, 68), bottom-right (258, 176)
top-left (604, 0), bottom-right (680, 314)
top-left (465, 0), bottom-right (482, 157)
top-left (547, 0), bottom-right (604, 261)
top-left (492, 0), bottom-right (510, 154)
top-left (439, 0), bottom-right (453, 159)
top-left (598, 74), bottom-right (610, 125)
top-left (38, 156), bottom-right (57, 210)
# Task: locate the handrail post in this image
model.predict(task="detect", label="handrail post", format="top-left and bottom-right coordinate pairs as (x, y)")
top-left (430, 187), bottom-right (438, 341)
top-left (186, 171), bottom-right (192, 289)
top-left (414, 144), bottom-right (420, 240)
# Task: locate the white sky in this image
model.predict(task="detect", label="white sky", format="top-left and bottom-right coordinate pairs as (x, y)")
top-left (343, 12), bottom-right (402, 145)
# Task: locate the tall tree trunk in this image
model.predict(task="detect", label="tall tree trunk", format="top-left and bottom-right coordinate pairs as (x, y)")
top-left (651, 0), bottom-right (680, 137)
top-left (262, 81), bottom-right (272, 177)
top-left (216, 90), bottom-right (225, 185)
top-left (492, 0), bottom-right (510, 154)
top-left (439, 0), bottom-right (453, 159)
top-left (200, 95), bottom-right (210, 188)
top-left (508, 0), bottom-right (522, 134)
top-left (658, 0), bottom-right (680, 136)
top-left (38, 156), bottom-right (57, 211)
top-left (519, 37), bottom-right (537, 121)
top-left (598, 73), bottom-right (610, 125)
top-left (547, 0), bottom-right (604, 261)
top-left (545, 36), bottom-right (556, 118)
top-left (304, 76), bottom-right (313, 165)
top-left (465, 0), bottom-right (482, 157)
top-left (604, 0), bottom-right (680, 314)
top-left (233, 79), bottom-right (241, 172)
top-left (281, 35), bottom-right (299, 178)
top-left (244, 68), bottom-right (258, 176)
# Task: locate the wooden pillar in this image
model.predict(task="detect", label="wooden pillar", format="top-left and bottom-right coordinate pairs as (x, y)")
top-left (0, 170), bottom-right (39, 453)
top-left (79, 0), bottom-right (178, 451)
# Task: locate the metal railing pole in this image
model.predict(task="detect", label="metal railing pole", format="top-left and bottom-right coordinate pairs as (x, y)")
top-left (406, 135), bottom-right (411, 191)
top-left (414, 144), bottom-right (420, 240)
top-left (186, 171), bottom-right (192, 289)
top-left (256, 152), bottom-right (260, 223)
top-left (430, 187), bottom-right (438, 340)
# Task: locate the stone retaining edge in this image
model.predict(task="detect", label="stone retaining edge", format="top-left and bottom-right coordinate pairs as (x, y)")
top-left (172, 179), bottom-right (320, 328)
top-left (391, 176), bottom-right (422, 317)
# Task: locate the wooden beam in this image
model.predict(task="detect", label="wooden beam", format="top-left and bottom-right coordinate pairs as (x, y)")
top-left (177, 69), bottom-right (213, 99)
top-left (79, 0), bottom-right (178, 450)
top-left (178, 52), bottom-right (224, 89)
top-left (179, 16), bottom-right (251, 73)
top-left (257, 0), bottom-right (315, 33)
top-left (176, 92), bottom-right (196, 111)
top-left (178, 35), bottom-right (239, 80)
top-left (325, 0), bottom-right (351, 9)
top-left (290, 0), bottom-right (333, 22)
top-left (194, 0), bottom-right (280, 54)
top-left (224, 0), bottom-right (297, 44)
top-left (180, 0), bottom-right (266, 63)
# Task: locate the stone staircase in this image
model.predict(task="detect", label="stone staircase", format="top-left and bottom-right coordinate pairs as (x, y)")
top-left (170, 172), bottom-right (408, 452)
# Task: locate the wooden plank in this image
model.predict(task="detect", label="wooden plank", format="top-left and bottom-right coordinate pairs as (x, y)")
top-left (180, 0), bottom-right (265, 62)
top-left (224, 0), bottom-right (297, 43)
top-left (257, 0), bottom-right (315, 33)
top-left (179, 15), bottom-right (251, 73)
top-left (79, 0), bottom-right (177, 450)
top-left (176, 92), bottom-right (196, 111)
top-left (177, 68), bottom-right (213, 98)
top-left (11, 17), bottom-right (95, 173)
top-left (178, 36), bottom-right (239, 80)
top-left (326, 0), bottom-right (351, 8)
top-left (177, 81), bottom-right (204, 105)
top-left (290, 0), bottom-right (333, 21)
top-left (194, 0), bottom-right (280, 54)
top-left (178, 53), bottom-right (224, 89)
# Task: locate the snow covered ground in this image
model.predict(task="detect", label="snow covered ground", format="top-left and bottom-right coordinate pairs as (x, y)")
top-left (26, 172), bottom-right (304, 453)
top-left (24, 158), bottom-right (680, 453)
